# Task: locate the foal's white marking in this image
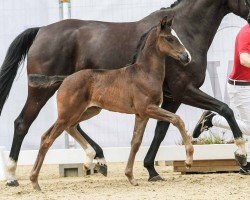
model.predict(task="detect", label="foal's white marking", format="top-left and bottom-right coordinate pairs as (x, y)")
top-left (85, 144), bottom-right (96, 168)
top-left (171, 29), bottom-right (192, 62)
top-left (5, 158), bottom-right (17, 182)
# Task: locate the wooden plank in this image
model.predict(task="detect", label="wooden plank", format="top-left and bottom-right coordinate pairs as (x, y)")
top-left (174, 165), bottom-right (240, 173)
top-left (173, 159), bottom-right (240, 173)
top-left (173, 159), bottom-right (238, 167)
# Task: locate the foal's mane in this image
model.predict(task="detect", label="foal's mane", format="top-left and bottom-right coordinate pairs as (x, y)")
top-left (131, 26), bottom-right (156, 64)
top-left (131, 0), bottom-right (184, 64)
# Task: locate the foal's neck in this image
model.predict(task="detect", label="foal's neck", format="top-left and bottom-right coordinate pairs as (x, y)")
top-left (136, 30), bottom-right (165, 82)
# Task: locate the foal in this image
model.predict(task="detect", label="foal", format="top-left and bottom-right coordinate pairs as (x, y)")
top-left (29, 16), bottom-right (194, 190)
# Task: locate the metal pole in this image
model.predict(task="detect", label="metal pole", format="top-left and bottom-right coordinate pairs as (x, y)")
top-left (59, 0), bottom-right (71, 20)
top-left (59, 0), bottom-right (75, 149)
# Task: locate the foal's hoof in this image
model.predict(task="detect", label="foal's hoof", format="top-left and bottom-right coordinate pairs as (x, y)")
top-left (148, 175), bottom-right (164, 182)
top-left (234, 151), bottom-right (247, 166)
top-left (6, 180), bottom-right (19, 187)
top-left (31, 182), bottom-right (41, 191)
top-left (95, 163), bottom-right (108, 177)
top-left (185, 162), bottom-right (192, 169)
top-left (129, 179), bottom-right (139, 186)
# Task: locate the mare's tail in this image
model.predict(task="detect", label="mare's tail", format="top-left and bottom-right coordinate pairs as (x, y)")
top-left (0, 27), bottom-right (40, 115)
top-left (28, 74), bottom-right (67, 88)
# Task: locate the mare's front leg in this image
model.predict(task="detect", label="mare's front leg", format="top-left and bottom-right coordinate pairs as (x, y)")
top-left (145, 105), bottom-right (194, 169)
top-left (144, 98), bottom-right (181, 181)
top-left (183, 85), bottom-right (247, 166)
top-left (125, 115), bottom-right (149, 186)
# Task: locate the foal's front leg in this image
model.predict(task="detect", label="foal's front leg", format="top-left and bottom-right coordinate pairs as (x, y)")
top-left (146, 105), bottom-right (194, 168)
top-left (125, 115), bottom-right (149, 186)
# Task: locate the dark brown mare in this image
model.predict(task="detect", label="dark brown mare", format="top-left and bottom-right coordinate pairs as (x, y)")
top-left (0, 0), bottom-right (249, 186)
top-left (28, 17), bottom-right (193, 190)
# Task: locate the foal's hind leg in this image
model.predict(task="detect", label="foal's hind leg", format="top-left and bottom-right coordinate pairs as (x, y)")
top-left (145, 105), bottom-right (194, 168)
top-left (6, 86), bottom-right (57, 186)
top-left (30, 120), bottom-right (66, 191)
top-left (125, 115), bottom-right (148, 186)
top-left (67, 107), bottom-right (108, 176)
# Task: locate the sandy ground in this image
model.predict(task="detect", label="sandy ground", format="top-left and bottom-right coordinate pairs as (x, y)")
top-left (0, 162), bottom-right (250, 200)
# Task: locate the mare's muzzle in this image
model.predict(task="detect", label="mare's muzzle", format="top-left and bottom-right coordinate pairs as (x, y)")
top-left (245, 0), bottom-right (250, 8)
top-left (179, 52), bottom-right (190, 65)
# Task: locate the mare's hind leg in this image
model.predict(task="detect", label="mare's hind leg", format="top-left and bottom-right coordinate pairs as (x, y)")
top-left (125, 115), bottom-right (148, 186)
top-left (30, 120), bottom-right (66, 191)
top-left (6, 86), bottom-right (57, 186)
top-left (67, 107), bottom-right (108, 176)
top-left (76, 125), bottom-right (106, 166)
top-left (145, 105), bottom-right (194, 168)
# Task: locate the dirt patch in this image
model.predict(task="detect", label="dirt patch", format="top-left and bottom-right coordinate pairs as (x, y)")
top-left (0, 162), bottom-right (249, 200)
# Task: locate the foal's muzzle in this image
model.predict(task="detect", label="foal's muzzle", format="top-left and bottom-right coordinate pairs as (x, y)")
top-left (179, 52), bottom-right (190, 65)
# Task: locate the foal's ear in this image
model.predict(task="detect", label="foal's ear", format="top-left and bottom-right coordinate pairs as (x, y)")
top-left (160, 15), bottom-right (174, 30)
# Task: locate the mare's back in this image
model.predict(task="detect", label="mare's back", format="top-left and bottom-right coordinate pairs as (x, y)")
top-left (28, 19), bottom-right (142, 74)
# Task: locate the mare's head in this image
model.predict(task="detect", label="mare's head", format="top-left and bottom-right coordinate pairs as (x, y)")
top-left (156, 16), bottom-right (191, 65)
top-left (224, 0), bottom-right (249, 19)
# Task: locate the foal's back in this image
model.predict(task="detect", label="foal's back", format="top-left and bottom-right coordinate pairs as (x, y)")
top-left (58, 64), bottom-right (146, 114)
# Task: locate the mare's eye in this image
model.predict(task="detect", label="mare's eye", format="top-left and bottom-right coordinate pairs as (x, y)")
top-left (165, 37), bottom-right (174, 42)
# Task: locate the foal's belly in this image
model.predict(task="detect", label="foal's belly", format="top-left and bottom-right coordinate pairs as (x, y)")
top-left (90, 87), bottom-right (136, 114)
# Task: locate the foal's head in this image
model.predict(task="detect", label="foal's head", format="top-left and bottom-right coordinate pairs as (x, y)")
top-left (155, 16), bottom-right (191, 65)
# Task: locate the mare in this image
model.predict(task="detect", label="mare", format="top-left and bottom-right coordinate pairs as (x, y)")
top-left (28, 17), bottom-right (193, 190)
top-left (0, 0), bottom-right (249, 185)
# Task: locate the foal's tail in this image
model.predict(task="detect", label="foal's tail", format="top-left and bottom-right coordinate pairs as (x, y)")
top-left (0, 27), bottom-right (40, 115)
top-left (28, 74), bottom-right (67, 88)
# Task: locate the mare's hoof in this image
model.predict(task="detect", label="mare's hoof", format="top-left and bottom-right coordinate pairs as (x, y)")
top-left (234, 151), bottom-right (247, 166)
top-left (6, 180), bottom-right (19, 187)
top-left (95, 163), bottom-right (108, 177)
top-left (148, 175), bottom-right (164, 182)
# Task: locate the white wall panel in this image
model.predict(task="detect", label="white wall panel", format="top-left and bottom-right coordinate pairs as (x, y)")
top-left (0, 0), bottom-right (247, 150)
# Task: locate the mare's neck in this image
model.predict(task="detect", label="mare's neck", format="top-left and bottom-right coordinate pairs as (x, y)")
top-left (141, 0), bottom-right (229, 53)
top-left (139, 9), bottom-right (172, 31)
top-left (172, 0), bottom-right (227, 52)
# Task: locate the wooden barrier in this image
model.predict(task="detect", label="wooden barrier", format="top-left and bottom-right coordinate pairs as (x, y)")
top-left (173, 159), bottom-right (240, 174)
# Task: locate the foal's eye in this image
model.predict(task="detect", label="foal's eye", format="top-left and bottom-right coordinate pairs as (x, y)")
top-left (165, 37), bottom-right (174, 42)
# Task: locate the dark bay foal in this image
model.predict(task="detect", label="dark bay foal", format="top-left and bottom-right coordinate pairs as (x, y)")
top-left (28, 16), bottom-right (193, 190)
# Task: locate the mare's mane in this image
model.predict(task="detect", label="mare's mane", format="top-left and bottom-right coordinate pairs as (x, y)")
top-left (161, 0), bottom-right (184, 10)
top-left (170, 0), bottom-right (184, 8)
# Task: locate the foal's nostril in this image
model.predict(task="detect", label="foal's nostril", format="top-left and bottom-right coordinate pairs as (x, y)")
top-left (180, 52), bottom-right (189, 64)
